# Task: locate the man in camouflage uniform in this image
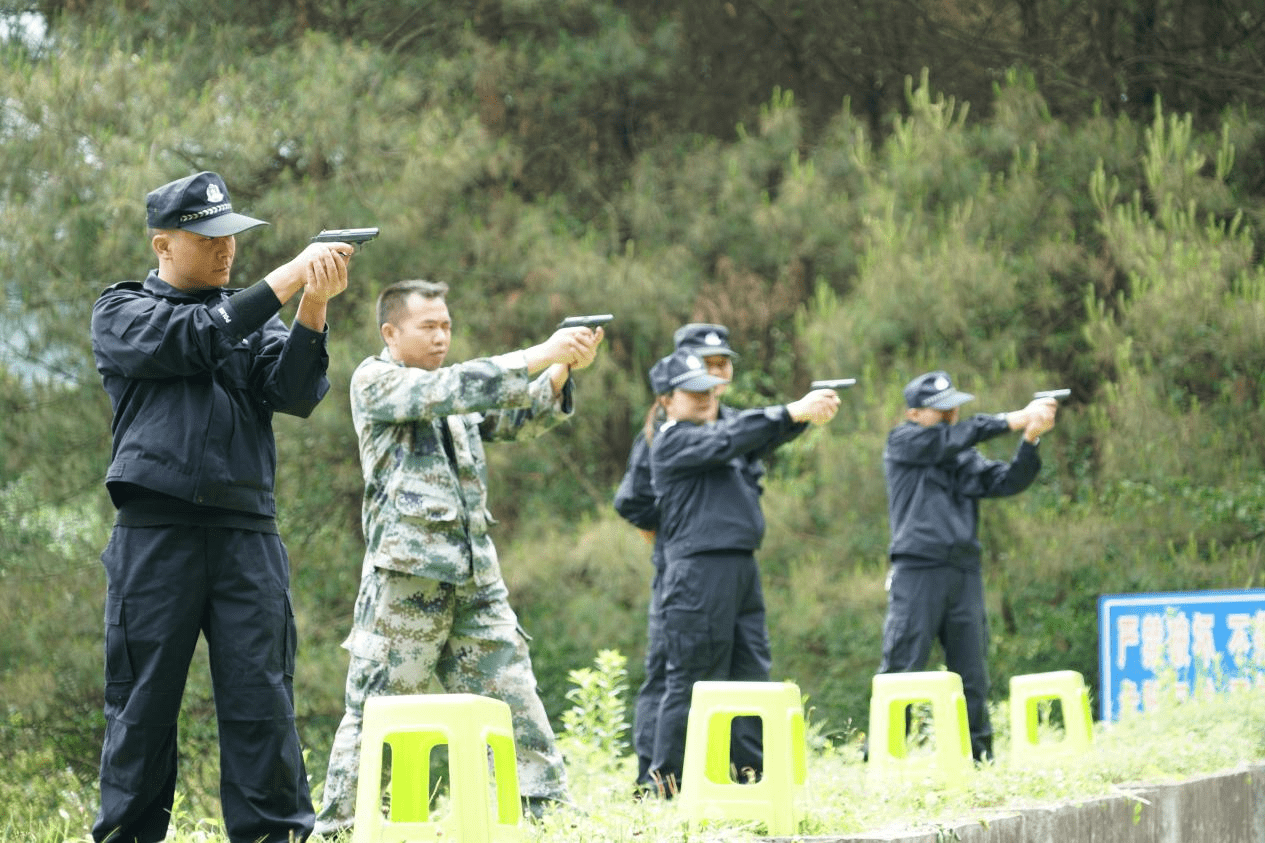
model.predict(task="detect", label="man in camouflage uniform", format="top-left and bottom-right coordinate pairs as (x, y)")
top-left (315, 279), bottom-right (603, 835)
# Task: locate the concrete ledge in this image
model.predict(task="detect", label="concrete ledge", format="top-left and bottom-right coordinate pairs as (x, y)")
top-left (782, 763), bottom-right (1264, 843)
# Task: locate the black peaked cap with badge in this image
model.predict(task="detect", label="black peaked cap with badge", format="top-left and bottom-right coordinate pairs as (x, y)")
top-left (146, 171), bottom-right (269, 237)
top-left (673, 323), bottom-right (737, 358)
top-left (655, 347), bottom-right (729, 394)
top-left (904, 370), bottom-right (975, 410)
top-left (648, 356), bottom-right (674, 396)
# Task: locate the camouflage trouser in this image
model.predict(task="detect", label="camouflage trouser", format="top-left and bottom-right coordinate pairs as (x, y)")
top-left (314, 567), bottom-right (569, 833)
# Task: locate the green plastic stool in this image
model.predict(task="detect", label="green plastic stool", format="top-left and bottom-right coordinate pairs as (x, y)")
top-left (352, 693), bottom-right (522, 843)
top-left (868, 671), bottom-right (972, 778)
top-left (1008, 670), bottom-right (1093, 760)
top-left (677, 680), bottom-right (807, 836)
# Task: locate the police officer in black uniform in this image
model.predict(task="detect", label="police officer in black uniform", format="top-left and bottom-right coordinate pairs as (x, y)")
top-left (614, 324), bottom-right (739, 794)
top-left (646, 346), bottom-right (840, 793)
top-left (89, 171), bottom-right (353, 843)
top-left (614, 354), bottom-right (673, 794)
top-left (878, 370), bottom-right (1056, 762)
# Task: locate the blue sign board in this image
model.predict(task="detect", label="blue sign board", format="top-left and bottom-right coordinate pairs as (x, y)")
top-left (1097, 589), bottom-right (1265, 721)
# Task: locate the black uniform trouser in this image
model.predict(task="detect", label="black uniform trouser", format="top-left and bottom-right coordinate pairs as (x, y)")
top-left (651, 550), bottom-right (772, 788)
top-left (878, 563), bottom-right (993, 760)
top-left (632, 563), bottom-right (668, 786)
top-left (94, 524), bottom-right (314, 843)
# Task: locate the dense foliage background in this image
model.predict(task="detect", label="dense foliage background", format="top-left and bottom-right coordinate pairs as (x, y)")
top-left (2, 0), bottom-right (1264, 821)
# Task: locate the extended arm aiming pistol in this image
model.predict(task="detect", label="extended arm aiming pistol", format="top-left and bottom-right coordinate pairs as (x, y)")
top-left (557, 314), bottom-right (614, 330)
top-left (311, 227), bottom-right (380, 252)
top-left (1033, 389), bottom-right (1071, 400)
top-left (810, 379), bottom-right (857, 390)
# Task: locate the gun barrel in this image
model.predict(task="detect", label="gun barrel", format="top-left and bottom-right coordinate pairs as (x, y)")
top-left (1033, 388), bottom-right (1071, 400)
top-left (810, 379), bottom-right (857, 390)
top-left (557, 314), bottom-right (614, 329)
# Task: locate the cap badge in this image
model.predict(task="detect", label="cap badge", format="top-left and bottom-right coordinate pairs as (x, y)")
top-left (704, 332), bottom-right (721, 346)
top-left (934, 376), bottom-right (949, 390)
top-left (206, 183), bottom-right (225, 203)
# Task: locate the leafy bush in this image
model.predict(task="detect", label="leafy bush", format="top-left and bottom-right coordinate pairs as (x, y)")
top-left (558, 649), bottom-right (631, 777)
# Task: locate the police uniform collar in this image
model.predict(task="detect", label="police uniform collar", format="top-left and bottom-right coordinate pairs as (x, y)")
top-left (143, 271), bottom-right (233, 301)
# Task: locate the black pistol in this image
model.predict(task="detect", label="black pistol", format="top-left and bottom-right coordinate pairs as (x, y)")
top-left (1033, 389), bottom-right (1071, 400)
top-left (810, 379), bottom-right (857, 390)
top-left (311, 227), bottom-right (380, 252)
top-left (557, 314), bottom-right (614, 330)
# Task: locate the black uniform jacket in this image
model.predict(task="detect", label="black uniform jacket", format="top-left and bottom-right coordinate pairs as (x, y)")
top-left (614, 429), bottom-right (659, 533)
top-left (650, 406), bottom-right (806, 559)
top-left (884, 414), bottom-right (1040, 569)
top-left (90, 272), bottom-right (330, 516)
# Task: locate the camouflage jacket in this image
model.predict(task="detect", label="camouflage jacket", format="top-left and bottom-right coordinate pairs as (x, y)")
top-left (351, 348), bottom-right (573, 585)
